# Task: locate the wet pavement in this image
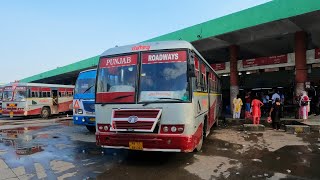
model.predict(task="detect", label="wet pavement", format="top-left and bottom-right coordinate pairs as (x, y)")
top-left (0, 116), bottom-right (320, 180)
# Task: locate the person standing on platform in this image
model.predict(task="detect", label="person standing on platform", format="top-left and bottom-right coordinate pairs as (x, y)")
top-left (251, 96), bottom-right (264, 125)
top-left (272, 89), bottom-right (281, 104)
top-left (233, 94), bottom-right (243, 119)
top-left (299, 91), bottom-right (309, 120)
top-left (269, 98), bottom-right (283, 130)
top-left (245, 91), bottom-right (252, 119)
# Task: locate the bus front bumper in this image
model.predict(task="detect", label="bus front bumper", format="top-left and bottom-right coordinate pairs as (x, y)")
top-left (96, 126), bottom-right (202, 153)
top-left (2, 110), bottom-right (25, 117)
top-left (73, 115), bottom-right (95, 126)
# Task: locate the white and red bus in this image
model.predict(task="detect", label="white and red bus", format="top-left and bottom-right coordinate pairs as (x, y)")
top-left (2, 83), bottom-right (74, 118)
top-left (0, 86), bottom-right (4, 115)
top-left (95, 41), bottom-right (222, 152)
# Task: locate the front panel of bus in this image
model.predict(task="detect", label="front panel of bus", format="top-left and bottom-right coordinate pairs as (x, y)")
top-left (0, 88), bottom-right (3, 114)
top-left (73, 70), bottom-right (97, 126)
top-left (95, 50), bottom-right (205, 152)
top-left (2, 86), bottom-right (28, 117)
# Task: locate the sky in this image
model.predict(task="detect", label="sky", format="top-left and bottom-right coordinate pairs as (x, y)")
top-left (0, 0), bottom-right (271, 83)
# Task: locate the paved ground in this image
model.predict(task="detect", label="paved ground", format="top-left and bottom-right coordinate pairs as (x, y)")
top-left (0, 116), bottom-right (319, 180)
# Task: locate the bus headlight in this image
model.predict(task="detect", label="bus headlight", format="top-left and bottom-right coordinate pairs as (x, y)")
top-left (163, 126), bottom-right (169, 133)
top-left (97, 124), bottom-right (111, 132)
top-left (160, 125), bottom-right (184, 134)
top-left (171, 126), bottom-right (177, 132)
top-left (78, 109), bottom-right (83, 114)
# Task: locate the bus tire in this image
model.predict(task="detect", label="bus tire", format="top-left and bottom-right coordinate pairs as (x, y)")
top-left (86, 125), bottom-right (96, 132)
top-left (41, 107), bottom-right (51, 119)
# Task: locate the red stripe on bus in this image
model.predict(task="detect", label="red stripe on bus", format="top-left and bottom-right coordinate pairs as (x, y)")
top-left (96, 92), bottom-right (135, 103)
top-left (28, 108), bottom-right (42, 115)
top-left (58, 100), bottom-right (73, 112)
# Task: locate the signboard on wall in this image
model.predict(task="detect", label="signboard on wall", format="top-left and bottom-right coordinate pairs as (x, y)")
top-left (242, 55), bottom-right (287, 68)
top-left (315, 48), bottom-right (320, 59)
top-left (210, 63), bottom-right (226, 71)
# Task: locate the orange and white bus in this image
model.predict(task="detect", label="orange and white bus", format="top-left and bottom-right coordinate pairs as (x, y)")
top-left (2, 83), bottom-right (74, 118)
top-left (0, 86), bottom-right (3, 115)
top-left (95, 41), bottom-right (222, 152)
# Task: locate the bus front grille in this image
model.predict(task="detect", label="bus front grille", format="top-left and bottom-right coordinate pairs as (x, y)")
top-left (112, 121), bottom-right (154, 130)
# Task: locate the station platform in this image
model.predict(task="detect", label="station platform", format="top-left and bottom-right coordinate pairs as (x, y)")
top-left (224, 114), bottom-right (320, 131)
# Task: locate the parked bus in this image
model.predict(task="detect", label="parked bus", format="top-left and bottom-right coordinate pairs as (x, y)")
top-left (2, 83), bottom-right (74, 118)
top-left (95, 41), bottom-right (222, 152)
top-left (0, 86), bottom-right (3, 115)
top-left (73, 69), bottom-right (97, 132)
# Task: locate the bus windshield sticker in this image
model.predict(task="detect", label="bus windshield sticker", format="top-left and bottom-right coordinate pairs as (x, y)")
top-left (142, 51), bottom-right (187, 64)
top-left (100, 54), bottom-right (138, 68)
top-left (140, 91), bottom-right (187, 101)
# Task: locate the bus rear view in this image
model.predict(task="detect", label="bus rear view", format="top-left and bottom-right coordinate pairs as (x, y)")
top-left (73, 69), bottom-right (97, 132)
top-left (95, 41), bottom-right (221, 152)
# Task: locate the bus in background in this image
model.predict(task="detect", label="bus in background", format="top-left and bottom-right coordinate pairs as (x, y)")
top-left (0, 86), bottom-right (4, 115)
top-left (95, 41), bottom-right (222, 152)
top-left (2, 83), bottom-right (74, 118)
top-left (73, 69), bottom-right (97, 132)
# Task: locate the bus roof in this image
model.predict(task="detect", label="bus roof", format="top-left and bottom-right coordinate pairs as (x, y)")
top-left (100, 40), bottom-right (219, 78)
top-left (5, 82), bottom-right (74, 88)
top-left (79, 68), bottom-right (97, 74)
top-left (101, 40), bottom-right (196, 57)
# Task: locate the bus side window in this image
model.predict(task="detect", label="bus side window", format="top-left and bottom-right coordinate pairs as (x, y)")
top-left (200, 63), bottom-right (207, 92)
top-left (47, 92), bottom-right (51, 97)
top-left (195, 56), bottom-right (201, 92)
top-left (42, 92), bottom-right (47, 98)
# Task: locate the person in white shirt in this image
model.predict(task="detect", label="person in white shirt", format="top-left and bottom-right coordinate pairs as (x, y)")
top-left (272, 90), bottom-right (280, 104)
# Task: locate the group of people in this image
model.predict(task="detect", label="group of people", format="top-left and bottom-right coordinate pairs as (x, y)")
top-left (232, 89), bottom-right (313, 130)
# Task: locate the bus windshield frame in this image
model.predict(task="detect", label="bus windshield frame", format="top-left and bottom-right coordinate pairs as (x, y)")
top-left (138, 50), bottom-right (190, 103)
top-left (96, 49), bottom-right (191, 104)
top-left (74, 70), bottom-right (97, 99)
top-left (3, 86), bottom-right (27, 102)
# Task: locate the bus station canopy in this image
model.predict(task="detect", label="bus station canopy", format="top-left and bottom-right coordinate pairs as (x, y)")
top-left (20, 0), bottom-right (320, 84)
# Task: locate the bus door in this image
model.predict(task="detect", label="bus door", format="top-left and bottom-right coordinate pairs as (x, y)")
top-left (52, 89), bottom-right (58, 106)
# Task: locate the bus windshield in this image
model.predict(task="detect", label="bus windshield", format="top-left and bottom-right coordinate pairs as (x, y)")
top-left (96, 54), bottom-right (138, 103)
top-left (75, 70), bottom-right (97, 95)
top-left (3, 91), bottom-right (12, 101)
top-left (3, 88), bottom-right (27, 102)
top-left (139, 51), bottom-right (189, 102)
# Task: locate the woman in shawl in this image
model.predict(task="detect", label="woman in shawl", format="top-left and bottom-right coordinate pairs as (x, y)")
top-left (269, 98), bottom-right (283, 130)
top-left (251, 96), bottom-right (264, 124)
top-left (299, 91), bottom-right (309, 120)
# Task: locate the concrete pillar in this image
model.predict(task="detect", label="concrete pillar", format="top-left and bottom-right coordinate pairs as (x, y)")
top-left (295, 31), bottom-right (307, 96)
top-left (230, 45), bottom-right (239, 112)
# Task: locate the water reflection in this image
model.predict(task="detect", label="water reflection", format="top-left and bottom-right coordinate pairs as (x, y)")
top-left (0, 127), bottom-right (44, 156)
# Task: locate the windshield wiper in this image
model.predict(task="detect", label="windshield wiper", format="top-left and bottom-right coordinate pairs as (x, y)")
top-left (82, 85), bottom-right (94, 94)
top-left (157, 97), bottom-right (184, 101)
top-left (142, 98), bottom-right (184, 106)
top-left (101, 94), bottom-right (134, 106)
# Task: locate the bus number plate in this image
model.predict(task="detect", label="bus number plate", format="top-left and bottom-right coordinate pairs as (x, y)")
top-left (129, 142), bottom-right (143, 150)
top-left (10, 112), bottom-right (13, 118)
top-left (89, 118), bottom-right (95, 122)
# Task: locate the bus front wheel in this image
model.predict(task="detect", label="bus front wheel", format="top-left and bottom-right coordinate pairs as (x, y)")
top-left (86, 125), bottom-right (96, 132)
top-left (41, 107), bottom-right (51, 119)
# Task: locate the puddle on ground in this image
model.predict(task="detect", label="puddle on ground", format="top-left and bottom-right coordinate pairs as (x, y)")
top-left (0, 126), bottom-right (45, 156)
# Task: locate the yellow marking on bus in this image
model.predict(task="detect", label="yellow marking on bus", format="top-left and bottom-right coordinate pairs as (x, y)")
top-left (193, 92), bottom-right (222, 96)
